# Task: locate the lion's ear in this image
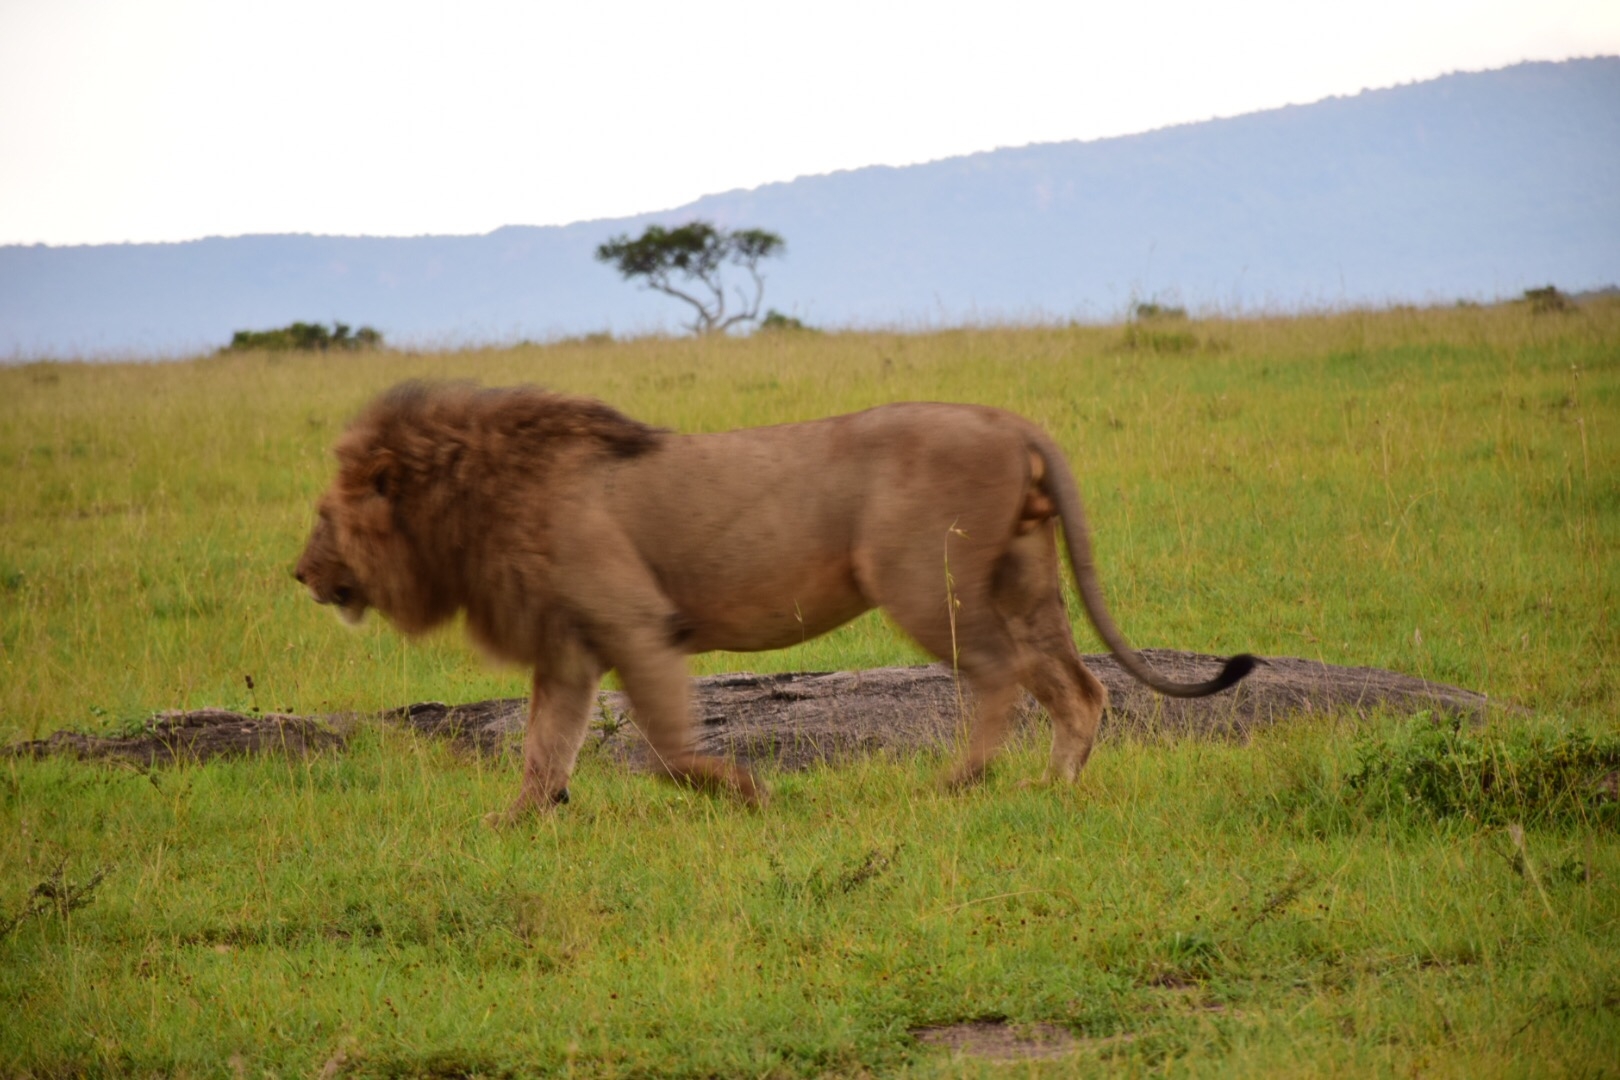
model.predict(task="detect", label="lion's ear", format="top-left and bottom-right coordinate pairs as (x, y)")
top-left (368, 450), bottom-right (398, 500)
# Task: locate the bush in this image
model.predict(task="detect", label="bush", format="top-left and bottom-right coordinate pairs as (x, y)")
top-left (1345, 715), bottom-right (1620, 830)
top-left (553, 331), bottom-right (614, 347)
top-left (223, 321), bottom-right (382, 353)
top-left (1132, 300), bottom-right (1188, 321)
top-left (1119, 300), bottom-right (1197, 352)
top-left (1523, 286), bottom-right (1572, 315)
top-left (758, 309), bottom-right (816, 333)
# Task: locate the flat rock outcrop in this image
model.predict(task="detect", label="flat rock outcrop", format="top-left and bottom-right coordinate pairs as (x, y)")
top-left (9, 651), bottom-right (1497, 770)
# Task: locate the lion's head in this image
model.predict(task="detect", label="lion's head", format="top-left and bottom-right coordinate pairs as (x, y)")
top-left (293, 440), bottom-right (457, 637)
top-left (295, 381), bottom-right (664, 639)
top-left (293, 503), bottom-right (372, 625)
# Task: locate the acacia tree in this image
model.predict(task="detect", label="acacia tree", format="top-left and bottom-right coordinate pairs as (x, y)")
top-left (595, 221), bottom-right (784, 335)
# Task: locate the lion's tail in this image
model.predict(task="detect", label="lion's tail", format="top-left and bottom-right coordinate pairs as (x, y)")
top-left (1029, 431), bottom-right (1258, 699)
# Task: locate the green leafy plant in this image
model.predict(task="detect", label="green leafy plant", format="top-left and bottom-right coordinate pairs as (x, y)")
top-left (1346, 714), bottom-right (1620, 830)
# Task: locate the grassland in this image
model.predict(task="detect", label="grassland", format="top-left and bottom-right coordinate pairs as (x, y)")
top-left (1, 302), bottom-right (1617, 1076)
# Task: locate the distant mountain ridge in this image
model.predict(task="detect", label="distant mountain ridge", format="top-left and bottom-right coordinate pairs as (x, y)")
top-left (3, 57), bottom-right (1617, 358)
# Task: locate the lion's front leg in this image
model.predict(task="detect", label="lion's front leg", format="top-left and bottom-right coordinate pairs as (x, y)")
top-left (485, 642), bottom-right (602, 829)
top-left (615, 639), bottom-right (767, 808)
top-left (554, 522), bottom-right (766, 808)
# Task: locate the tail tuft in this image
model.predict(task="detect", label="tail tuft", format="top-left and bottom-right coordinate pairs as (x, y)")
top-left (1211, 653), bottom-right (1261, 692)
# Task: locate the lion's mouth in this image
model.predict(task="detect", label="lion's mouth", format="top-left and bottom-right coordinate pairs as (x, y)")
top-left (333, 586), bottom-right (370, 624)
top-left (307, 584), bottom-right (368, 624)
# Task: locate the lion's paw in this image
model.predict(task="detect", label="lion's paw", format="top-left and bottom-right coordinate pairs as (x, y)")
top-left (482, 809), bottom-right (518, 831)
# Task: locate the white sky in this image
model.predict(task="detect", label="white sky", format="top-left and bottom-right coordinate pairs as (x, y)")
top-left (2, 0), bottom-right (1617, 247)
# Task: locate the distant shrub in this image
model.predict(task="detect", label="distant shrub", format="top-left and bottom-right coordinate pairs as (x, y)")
top-left (758, 309), bottom-right (817, 333)
top-left (1131, 300), bottom-right (1188, 321)
top-left (224, 321), bottom-right (382, 353)
top-left (1523, 286), bottom-right (1572, 315)
top-left (1120, 300), bottom-right (1196, 352)
top-left (540, 332), bottom-right (615, 348)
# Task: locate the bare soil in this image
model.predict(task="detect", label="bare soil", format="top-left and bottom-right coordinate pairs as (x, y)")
top-left (9, 651), bottom-right (1498, 769)
top-left (911, 1019), bottom-right (1091, 1061)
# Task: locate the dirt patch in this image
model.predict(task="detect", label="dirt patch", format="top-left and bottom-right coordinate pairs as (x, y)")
top-left (7, 650), bottom-right (1499, 769)
top-left (911, 1020), bottom-right (1111, 1061)
top-left (10, 709), bottom-right (343, 766)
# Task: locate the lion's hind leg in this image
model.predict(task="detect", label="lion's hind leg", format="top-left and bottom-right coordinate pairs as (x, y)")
top-left (940, 605), bottom-right (1104, 790)
top-left (859, 586), bottom-right (1024, 790)
top-left (1022, 638), bottom-right (1106, 784)
top-left (993, 526), bottom-right (1107, 785)
top-left (853, 517), bottom-right (1027, 790)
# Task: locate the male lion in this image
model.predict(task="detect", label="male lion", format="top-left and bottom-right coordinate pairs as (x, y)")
top-left (296, 381), bottom-right (1255, 823)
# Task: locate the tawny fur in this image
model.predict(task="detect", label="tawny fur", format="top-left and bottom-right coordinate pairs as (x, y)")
top-left (295, 381), bottom-right (1254, 823)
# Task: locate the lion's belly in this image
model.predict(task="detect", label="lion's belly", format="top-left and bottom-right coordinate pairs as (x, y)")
top-left (664, 554), bottom-right (872, 653)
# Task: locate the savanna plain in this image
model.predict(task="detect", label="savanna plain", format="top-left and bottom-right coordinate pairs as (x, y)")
top-left (1, 303), bottom-right (1617, 1077)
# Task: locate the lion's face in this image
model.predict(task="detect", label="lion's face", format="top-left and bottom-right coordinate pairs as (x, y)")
top-left (296, 428), bottom-right (457, 637)
top-left (294, 505), bottom-right (371, 625)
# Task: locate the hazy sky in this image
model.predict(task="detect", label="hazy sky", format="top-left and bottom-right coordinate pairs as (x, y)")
top-left (3, 0), bottom-right (1617, 247)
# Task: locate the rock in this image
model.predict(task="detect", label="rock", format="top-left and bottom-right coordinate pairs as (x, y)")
top-left (6, 651), bottom-right (1499, 770)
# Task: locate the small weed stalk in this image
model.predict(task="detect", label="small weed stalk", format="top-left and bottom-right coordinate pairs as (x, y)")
top-left (1, 859), bottom-right (115, 937)
top-left (1243, 867), bottom-right (1318, 932)
top-left (1501, 823), bottom-right (1557, 917)
top-left (943, 521), bottom-right (968, 716)
top-left (592, 700), bottom-right (630, 746)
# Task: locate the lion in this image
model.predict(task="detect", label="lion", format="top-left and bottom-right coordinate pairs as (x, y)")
top-left (295, 381), bottom-right (1256, 823)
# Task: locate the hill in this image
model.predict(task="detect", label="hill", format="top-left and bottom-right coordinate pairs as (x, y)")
top-left (2, 57), bottom-right (1616, 357)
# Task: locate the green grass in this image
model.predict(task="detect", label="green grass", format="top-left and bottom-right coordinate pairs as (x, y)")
top-left (2, 302), bottom-right (1617, 1075)
top-left (5, 728), bottom-right (1616, 1076)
